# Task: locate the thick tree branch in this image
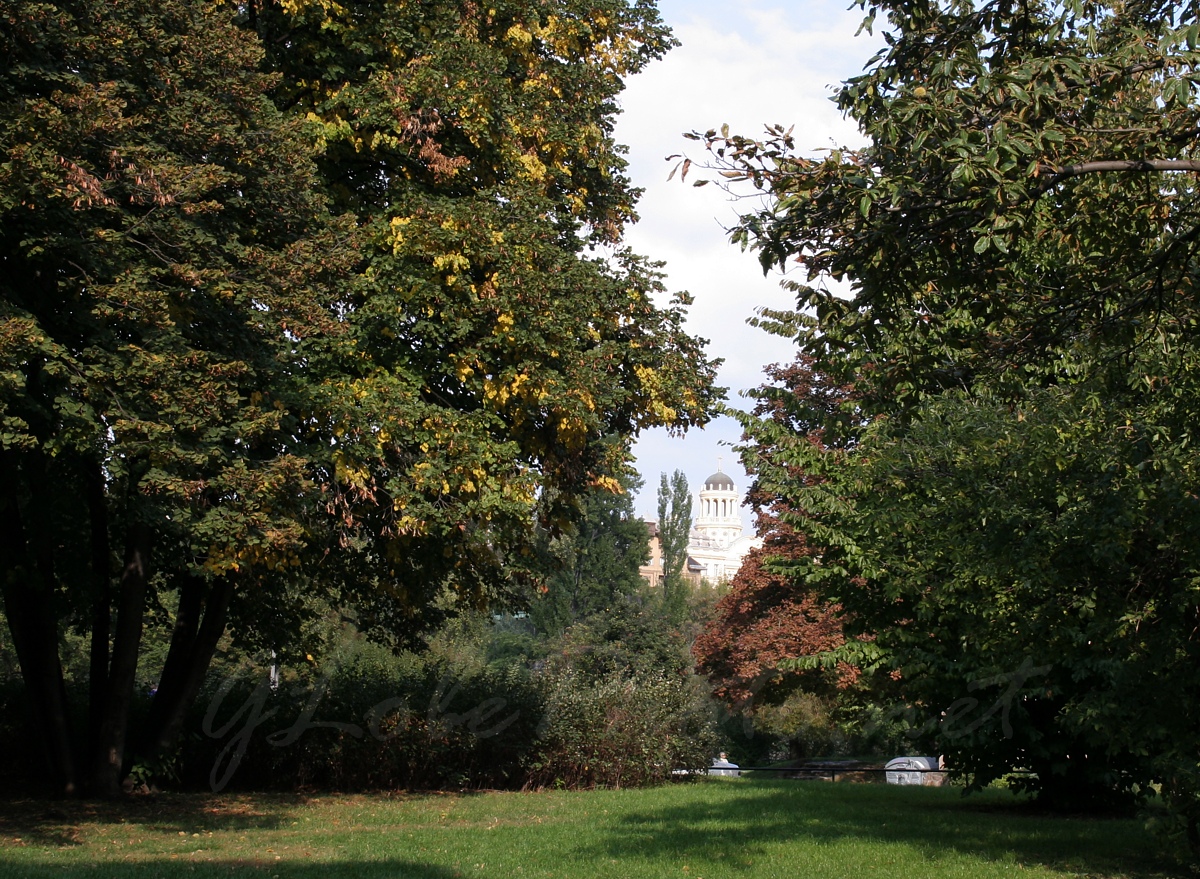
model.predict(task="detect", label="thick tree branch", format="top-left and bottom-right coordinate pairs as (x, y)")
top-left (142, 573), bottom-right (235, 762)
top-left (1042, 158), bottom-right (1200, 180)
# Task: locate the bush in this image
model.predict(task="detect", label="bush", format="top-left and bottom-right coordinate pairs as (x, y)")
top-left (525, 668), bottom-right (718, 789)
top-left (750, 691), bottom-right (847, 760)
top-left (183, 632), bottom-right (545, 792)
top-left (181, 610), bottom-right (722, 793)
top-left (4, 603), bottom-right (727, 794)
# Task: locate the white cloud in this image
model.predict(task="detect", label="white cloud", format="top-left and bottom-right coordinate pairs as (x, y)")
top-left (611, 0), bottom-right (878, 523)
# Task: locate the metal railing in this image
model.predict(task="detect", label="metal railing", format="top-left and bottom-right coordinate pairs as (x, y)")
top-left (705, 763), bottom-right (946, 783)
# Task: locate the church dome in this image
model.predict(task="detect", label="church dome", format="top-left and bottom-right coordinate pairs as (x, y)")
top-left (703, 471), bottom-right (735, 491)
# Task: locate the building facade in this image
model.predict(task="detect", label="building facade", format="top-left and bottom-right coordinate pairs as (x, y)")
top-left (639, 467), bottom-right (762, 587)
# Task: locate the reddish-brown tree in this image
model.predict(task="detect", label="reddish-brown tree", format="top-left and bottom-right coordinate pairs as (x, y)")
top-left (694, 358), bottom-right (858, 714)
top-left (693, 527), bottom-right (852, 711)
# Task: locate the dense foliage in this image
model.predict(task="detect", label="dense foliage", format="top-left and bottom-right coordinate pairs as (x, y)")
top-left (687, 0), bottom-right (1200, 836)
top-left (0, 0), bottom-right (357, 797)
top-left (239, 0), bottom-right (720, 637)
top-left (119, 608), bottom-right (719, 793)
top-left (0, 0), bottom-right (717, 796)
top-left (530, 470), bottom-right (650, 636)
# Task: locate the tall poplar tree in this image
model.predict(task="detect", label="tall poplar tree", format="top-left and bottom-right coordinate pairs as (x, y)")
top-left (656, 469), bottom-right (692, 621)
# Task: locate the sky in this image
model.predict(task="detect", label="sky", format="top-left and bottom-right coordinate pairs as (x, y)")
top-left (612, 0), bottom-right (877, 526)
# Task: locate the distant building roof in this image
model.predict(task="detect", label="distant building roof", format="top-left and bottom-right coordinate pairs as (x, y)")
top-left (703, 470), bottom-right (735, 491)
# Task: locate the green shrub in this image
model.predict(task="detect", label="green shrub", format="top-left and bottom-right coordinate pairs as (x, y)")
top-left (751, 691), bottom-right (847, 759)
top-left (525, 668), bottom-right (718, 789)
top-left (4, 601), bottom-right (727, 794)
top-left (149, 606), bottom-right (722, 793)
top-left (184, 636), bottom-right (544, 792)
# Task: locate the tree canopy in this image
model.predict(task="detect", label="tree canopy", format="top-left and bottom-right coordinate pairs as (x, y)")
top-left (695, 0), bottom-right (1200, 412)
top-left (689, 0), bottom-right (1200, 833)
top-left (243, 0), bottom-right (720, 636)
top-left (0, 0), bottom-right (717, 795)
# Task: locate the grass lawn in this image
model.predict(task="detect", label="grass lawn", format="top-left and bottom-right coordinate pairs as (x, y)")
top-left (0, 779), bottom-right (1186, 878)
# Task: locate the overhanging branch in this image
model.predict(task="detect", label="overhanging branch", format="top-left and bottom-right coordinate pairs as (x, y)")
top-left (1042, 158), bottom-right (1200, 180)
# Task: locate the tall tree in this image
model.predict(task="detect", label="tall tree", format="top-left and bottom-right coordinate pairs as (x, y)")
top-left (656, 469), bottom-right (692, 621)
top-left (238, 0), bottom-right (721, 642)
top-left (0, 0), bottom-right (356, 795)
top-left (531, 468), bottom-right (650, 635)
top-left (685, 0), bottom-right (1200, 830)
top-left (0, 0), bottom-right (718, 795)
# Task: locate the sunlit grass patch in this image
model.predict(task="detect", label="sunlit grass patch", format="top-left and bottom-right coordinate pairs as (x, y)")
top-left (0, 779), bottom-right (1184, 878)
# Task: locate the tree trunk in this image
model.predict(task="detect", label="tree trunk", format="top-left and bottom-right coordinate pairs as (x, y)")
top-left (0, 449), bottom-right (77, 795)
top-left (90, 520), bottom-right (151, 796)
top-left (85, 458), bottom-right (112, 760)
top-left (142, 572), bottom-right (235, 763)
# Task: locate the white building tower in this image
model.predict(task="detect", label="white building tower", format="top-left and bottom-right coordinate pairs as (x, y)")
top-left (693, 466), bottom-right (743, 551)
top-left (686, 464), bottom-right (762, 584)
top-left (639, 463), bottom-right (764, 588)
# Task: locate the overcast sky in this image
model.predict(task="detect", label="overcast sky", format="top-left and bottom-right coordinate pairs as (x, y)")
top-left (613, 0), bottom-right (877, 526)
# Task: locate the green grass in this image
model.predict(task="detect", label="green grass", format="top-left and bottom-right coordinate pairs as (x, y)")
top-left (0, 779), bottom-right (1186, 878)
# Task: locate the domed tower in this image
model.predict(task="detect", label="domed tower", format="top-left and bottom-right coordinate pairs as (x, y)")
top-left (693, 465), bottom-right (743, 551)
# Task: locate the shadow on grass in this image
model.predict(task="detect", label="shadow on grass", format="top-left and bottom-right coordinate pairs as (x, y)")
top-left (0, 860), bottom-right (462, 878)
top-left (584, 779), bottom-right (1185, 878)
top-left (0, 792), bottom-right (306, 847)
